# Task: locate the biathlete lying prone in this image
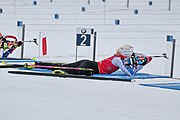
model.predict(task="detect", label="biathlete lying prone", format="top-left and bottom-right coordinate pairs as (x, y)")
top-left (60, 44), bottom-right (152, 76)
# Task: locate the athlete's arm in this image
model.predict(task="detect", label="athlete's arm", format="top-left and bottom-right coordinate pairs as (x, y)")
top-left (112, 57), bottom-right (133, 76)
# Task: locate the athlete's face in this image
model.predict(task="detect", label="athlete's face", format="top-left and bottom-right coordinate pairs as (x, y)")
top-left (120, 48), bottom-right (133, 57)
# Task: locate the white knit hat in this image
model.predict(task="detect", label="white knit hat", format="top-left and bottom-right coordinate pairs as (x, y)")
top-left (116, 44), bottom-right (134, 56)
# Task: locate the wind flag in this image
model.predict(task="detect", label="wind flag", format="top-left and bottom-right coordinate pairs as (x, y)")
top-left (42, 36), bottom-right (47, 55)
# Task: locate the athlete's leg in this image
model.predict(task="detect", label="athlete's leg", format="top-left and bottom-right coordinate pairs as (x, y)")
top-left (61, 59), bottom-right (99, 74)
top-left (61, 60), bottom-right (89, 67)
top-left (77, 60), bottom-right (99, 74)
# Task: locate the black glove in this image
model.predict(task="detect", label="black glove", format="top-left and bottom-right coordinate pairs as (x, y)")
top-left (17, 41), bottom-right (23, 46)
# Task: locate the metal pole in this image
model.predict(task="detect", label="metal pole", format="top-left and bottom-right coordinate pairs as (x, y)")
top-left (75, 46), bottom-right (78, 61)
top-left (168, 0), bottom-right (171, 11)
top-left (127, 0), bottom-right (130, 8)
top-left (14, 0), bottom-right (16, 16)
top-left (21, 24), bottom-right (25, 59)
top-left (170, 39), bottom-right (176, 78)
top-left (93, 32), bottom-right (97, 61)
top-left (103, 0), bottom-right (106, 24)
top-left (88, 0), bottom-right (90, 4)
top-left (38, 32), bottom-right (41, 59)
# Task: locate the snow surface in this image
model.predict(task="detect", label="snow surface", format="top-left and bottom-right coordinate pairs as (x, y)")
top-left (0, 0), bottom-right (180, 120)
top-left (1, 68), bottom-right (180, 120)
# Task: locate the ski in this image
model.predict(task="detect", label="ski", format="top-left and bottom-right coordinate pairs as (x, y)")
top-left (0, 58), bottom-right (37, 67)
top-left (24, 64), bottom-right (94, 76)
top-left (0, 60), bottom-right (94, 75)
top-left (0, 64), bottom-right (24, 68)
top-left (35, 61), bottom-right (64, 66)
top-left (8, 70), bottom-right (133, 82)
